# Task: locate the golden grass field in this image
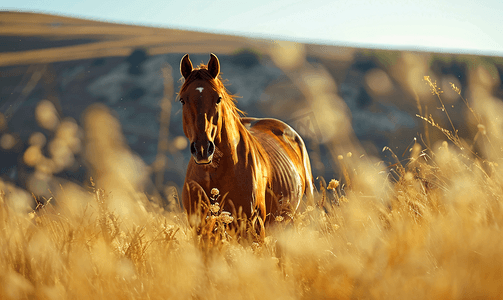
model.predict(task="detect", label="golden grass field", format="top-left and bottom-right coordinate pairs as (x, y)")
top-left (2, 78), bottom-right (503, 299)
top-left (2, 11), bottom-right (503, 300)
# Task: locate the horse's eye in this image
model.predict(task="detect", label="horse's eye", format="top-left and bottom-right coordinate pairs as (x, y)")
top-left (180, 98), bottom-right (185, 105)
top-left (217, 96), bottom-right (222, 104)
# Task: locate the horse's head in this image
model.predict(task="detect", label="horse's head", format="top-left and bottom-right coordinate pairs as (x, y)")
top-left (179, 53), bottom-right (222, 165)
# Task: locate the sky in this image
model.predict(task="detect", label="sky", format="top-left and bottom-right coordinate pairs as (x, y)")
top-left (3, 0), bottom-right (503, 56)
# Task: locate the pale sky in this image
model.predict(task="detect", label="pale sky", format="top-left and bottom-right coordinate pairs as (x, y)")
top-left (3, 0), bottom-right (503, 56)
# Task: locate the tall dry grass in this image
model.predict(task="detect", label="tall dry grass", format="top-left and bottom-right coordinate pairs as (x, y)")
top-left (2, 70), bottom-right (503, 299)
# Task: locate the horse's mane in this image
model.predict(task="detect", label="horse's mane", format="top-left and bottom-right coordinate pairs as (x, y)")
top-left (179, 64), bottom-right (269, 170)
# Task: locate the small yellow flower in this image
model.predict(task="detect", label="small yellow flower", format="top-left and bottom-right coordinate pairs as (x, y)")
top-left (211, 188), bottom-right (219, 196)
top-left (219, 211), bottom-right (234, 224)
top-left (210, 203), bottom-right (220, 214)
top-left (327, 179), bottom-right (339, 190)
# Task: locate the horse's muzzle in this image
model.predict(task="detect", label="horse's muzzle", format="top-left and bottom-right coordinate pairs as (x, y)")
top-left (190, 140), bottom-right (215, 164)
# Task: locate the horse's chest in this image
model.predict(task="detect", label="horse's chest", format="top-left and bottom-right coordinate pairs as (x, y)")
top-left (195, 161), bottom-right (254, 198)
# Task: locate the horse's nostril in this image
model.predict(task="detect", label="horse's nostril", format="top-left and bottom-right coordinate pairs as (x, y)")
top-left (208, 141), bottom-right (215, 156)
top-left (190, 142), bottom-right (197, 155)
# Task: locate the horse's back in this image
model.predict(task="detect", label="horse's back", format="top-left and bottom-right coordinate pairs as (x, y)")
top-left (241, 117), bottom-right (314, 219)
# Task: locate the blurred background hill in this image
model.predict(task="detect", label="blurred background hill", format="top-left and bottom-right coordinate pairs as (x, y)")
top-left (1, 11), bottom-right (503, 204)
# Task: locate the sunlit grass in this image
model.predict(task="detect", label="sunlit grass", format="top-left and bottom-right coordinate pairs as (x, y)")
top-left (2, 76), bottom-right (503, 299)
top-left (2, 34), bottom-right (503, 298)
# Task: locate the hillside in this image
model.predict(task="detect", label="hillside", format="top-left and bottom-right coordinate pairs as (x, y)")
top-left (1, 11), bottom-right (502, 196)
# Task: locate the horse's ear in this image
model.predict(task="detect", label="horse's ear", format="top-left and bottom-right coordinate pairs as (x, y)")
top-left (207, 53), bottom-right (220, 79)
top-left (180, 54), bottom-right (193, 79)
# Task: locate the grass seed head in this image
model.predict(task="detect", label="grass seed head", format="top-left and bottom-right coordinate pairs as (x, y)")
top-left (211, 188), bottom-right (220, 197)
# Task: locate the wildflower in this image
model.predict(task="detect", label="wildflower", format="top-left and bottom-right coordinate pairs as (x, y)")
top-left (210, 203), bottom-right (220, 214)
top-left (327, 179), bottom-right (339, 190)
top-left (211, 188), bottom-right (219, 197)
top-left (219, 211), bottom-right (234, 224)
top-left (275, 216), bottom-right (284, 222)
top-left (306, 205), bottom-right (314, 212)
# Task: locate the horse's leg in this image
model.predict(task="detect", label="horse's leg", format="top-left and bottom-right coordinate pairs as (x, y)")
top-left (251, 182), bottom-right (267, 241)
top-left (183, 180), bottom-right (211, 227)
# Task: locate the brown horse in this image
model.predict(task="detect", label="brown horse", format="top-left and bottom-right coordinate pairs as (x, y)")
top-left (179, 53), bottom-right (314, 227)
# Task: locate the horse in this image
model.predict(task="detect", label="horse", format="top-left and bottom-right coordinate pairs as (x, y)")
top-left (179, 53), bottom-right (314, 230)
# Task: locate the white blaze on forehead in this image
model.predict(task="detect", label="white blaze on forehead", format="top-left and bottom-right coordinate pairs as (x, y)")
top-left (196, 87), bottom-right (204, 93)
